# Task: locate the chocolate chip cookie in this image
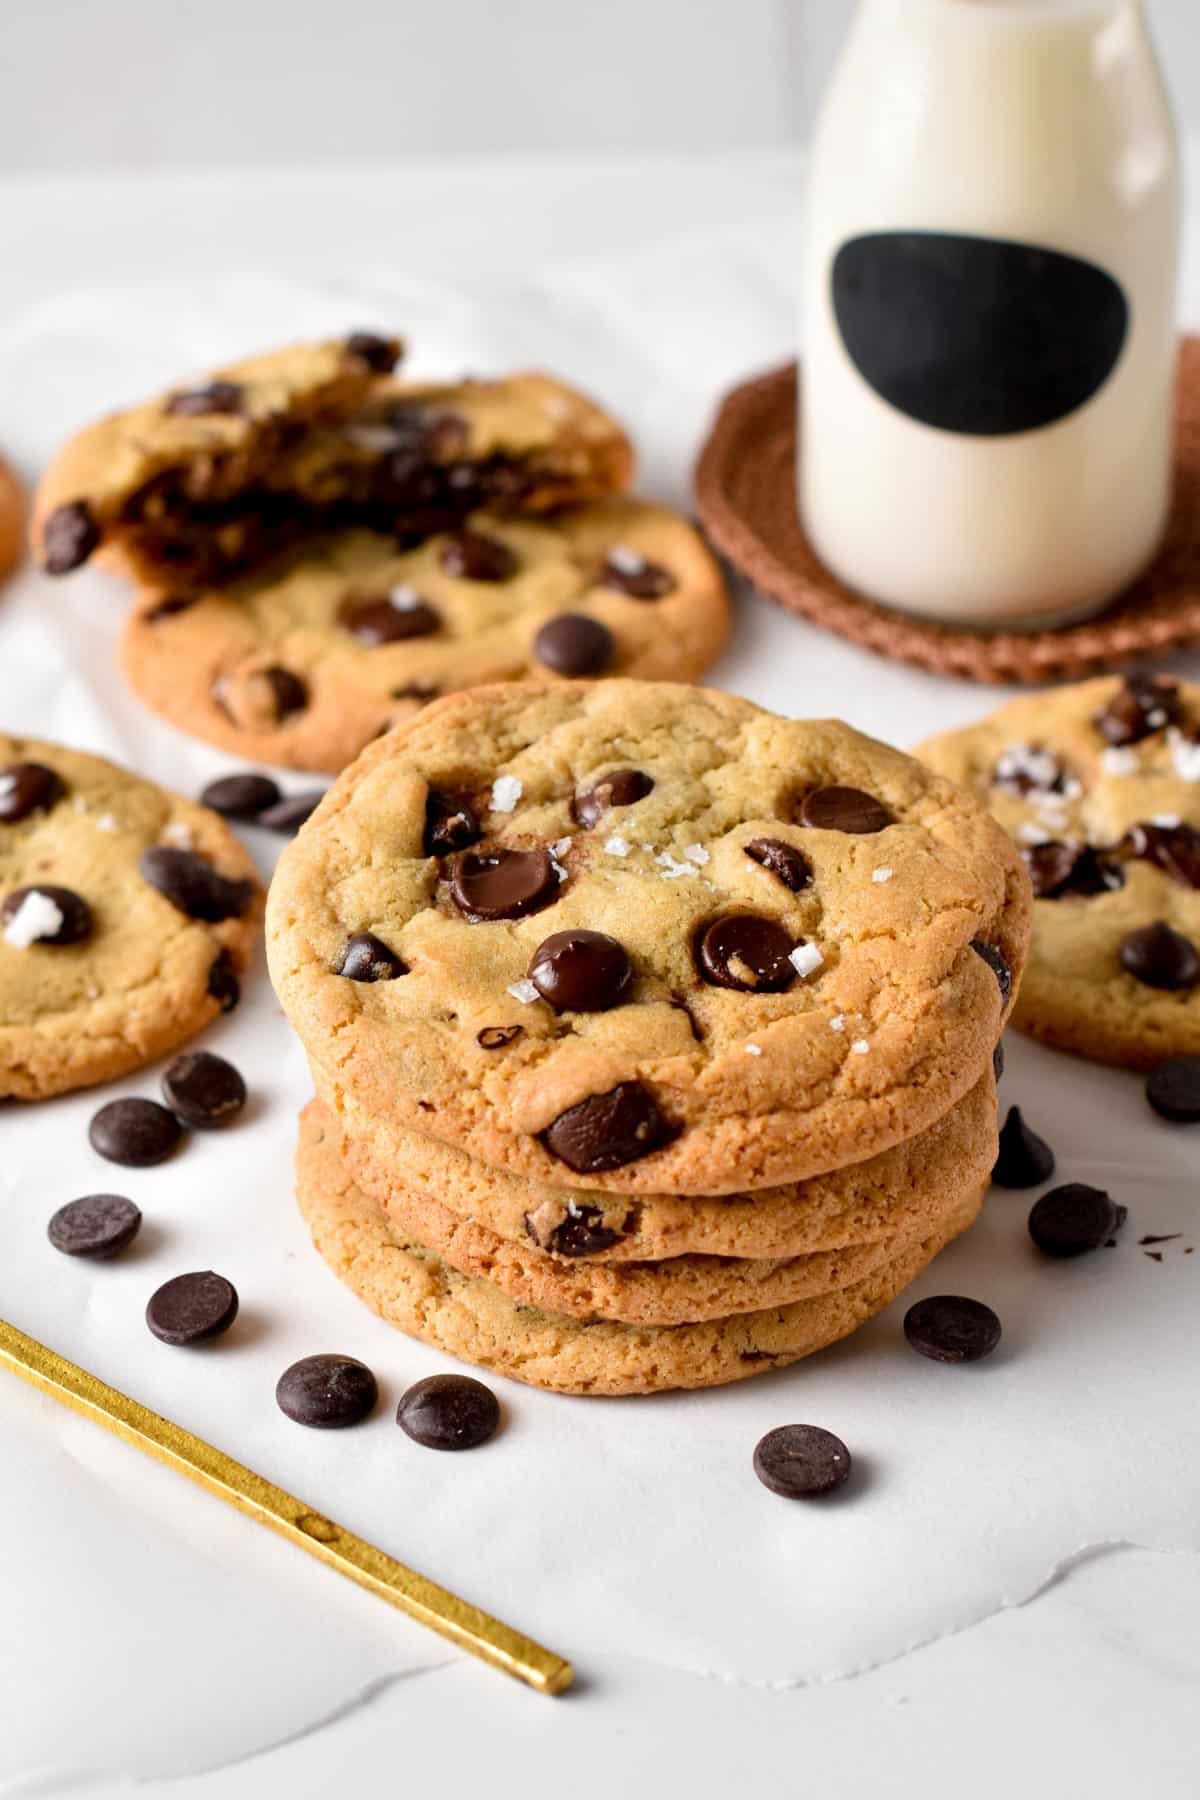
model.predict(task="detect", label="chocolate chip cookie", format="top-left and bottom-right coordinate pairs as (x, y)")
top-left (120, 497), bottom-right (729, 772)
top-left (0, 453), bottom-right (23, 583)
top-left (269, 680), bottom-right (1029, 1193)
top-left (296, 1100), bottom-right (984, 1395)
top-left (32, 336), bottom-right (632, 588)
top-left (920, 674), bottom-right (1200, 1069)
top-left (0, 735), bottom-right (262, 1098)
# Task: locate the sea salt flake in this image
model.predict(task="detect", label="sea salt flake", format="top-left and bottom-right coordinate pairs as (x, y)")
top-left (388, 586), bottom-right (423, 611)
top-left (1017, 823), bottom-right (1052, 847)
top-left (491, 775), bottom-right (523, 813)
top-left (506, 979), bottom-right (540, 1005)
top-left (744, 1043), bottom-right (763, 1057)
top-left (95, 814), bottom-right (119, 833)
top-left (0, 774), bottom-right (17, 804)
top-left (656, 851), bottom-right (695, 879)
top-left (1100, 746), bottom-right (1139, 777)
top-left (3, 891), bottom-right (64, 948)
top-left (551, 837), bottom-right (573, 859)
top-left (161, 821), bottom-right (193, 848)
top-left (788, 942), bottom-right (824, 979)
top-left (871, 866), bottom-right (894, 884)
top-left (851, 1038), bottom-right (871, 1055)
top-left (829, 1014), bottom-right (846, 1032)
top-left (607, 545), bottom-right (648, 576)
top-left (683, 844), bottom-right (709, 865)
top-left (1168, 729), bottom-right (1200, 782)
top-left (1152, 813), bottom-right (1182, 829)
top-left (995, 744), bottom-right (1061, 790)
top-left (604, 835), bottom-right (631, 857)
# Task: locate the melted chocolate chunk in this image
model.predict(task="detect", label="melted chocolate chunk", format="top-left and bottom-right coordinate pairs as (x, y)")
top-left (1094, 674), bottom-right (1181, 746)
top-left (753, 1424), bottom-right (852, 1498)
top-left (799, 786), bottom-right (893, 834)
top-left (42, 500), bottom-right (100, 574)
top-left (336, 931), bottom-right (407, 982)
top-left (744, 837), bottom-right (812, 893)
top-left (345, 331), bottom-right (403, 373)
top-left (971, 939), bottom-right (1012, 1002)
top-left (695, 915), bottom-right (797, 993)
top-left (993, 1105), bottom-right (1056, 1189)
top-left (448, 848), bottom-right (558, 922)
top-left (571, 768), bottom-right (653, 829)
top-left (423, 789), bottom-right (481, 857)
top-left (477, 1024), bottom-right (524, 1050)
top-left (1023, 840), bottom-right (1125, 900)
top-left (600, 550), bottom-right (676, 599)
top-left (1120, 920), bottom-right (1200, 991)
top-left (386, 403), bottom-right (469, 460)
top-left (164, 380), bottom-right (245, 418)
top-left (2, 884), bottom-right (92, 945)
top-left (396, 1374), bottom-right (500, 1451)
top-left (340, 592), bottom-right (441, 644)
top-left (904, 1295), bottom-right (1002, 1363)
top-left (1123, 821), bottom-right (1200, 890)
top-left (438, 529), bottom-right (516, 582)
top-left (542, 1081), bottom-right (670, 1172)
top-left (140, 848), bottom-right (254, 922)
top-left (535, 1204), bottom-right (629, 1258)
top-left (262, 666), bottom-right (309, 720)
top-left (528, 929), bottom-right (633, 1012)
top-left (0, 762), bottom-right (66, 824)
top-left (207, 948), bottom-right (241, 1012)
top-left (1029, 1184), bottom-right (1127, 1258)
top-left (534, 613), bottom-right (615, 676)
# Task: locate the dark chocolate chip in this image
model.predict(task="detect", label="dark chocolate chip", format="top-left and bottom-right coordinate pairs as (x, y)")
top-left (1123, 821), bottom-right (1200, 891)
top-left (1094, 674), bottom-right (1180, 746)
top-left (207, 948), bottom-right (241, 1012)
top-left (1, 884), bottom-right (92, 945)
top-left (345, 331), bottom-right (402, 373)
top-left (161, 1050), bottom-right (246, 1129)
top-left (438, 530), bottom-right (516, 582)
top-left (1023, 840), bottom-right (1125, 899)
top-left (386, 403), bottom-right (469, 459)
top-left (528, 929), bottom-right (633, 1012)
top-left (538, 1204), bottom-right (625, 1258)
top-left (1119, 920), bottom-right (1200, 991)
top-left (971, 939), bottom-right (1012, 1002)
top-left (1145, 1055), bottom-right (1200, 1122)
top-left (477, 1024), bottom-right (524, 1050)
top-left (340, 592), bottom-right (441, 644)
top-left (542, 1080), bottom-right (669, 1172)
top-left (140, 847), bottom-right (254, 922)
top-left (600, 551), bottom-right (676, 599)
top-left (571, 768), bottom-right (653, 829)
top-left (993, 1039), bottom-right (1005, 1082)
top-left (448, 848), bottom-right (558, 922)
top-left (904, 1294), bottom-right (1002, 1363)
top-left (262, 666), bottom-right (308, 720)
top-left (42, 500), bottom-right (100, 574)
top-left (47, 1194), bottom-right (141, 1260)
top-left (391, 682), bottom-right (439, 705)
top-left (695, 915), bottom-right (798, 993)
top-left (164, 380), bottom-right (245, 417)
top-left (0, 761), bottom-right (66, 823)
top-left (992, 1105), bottom-right (1056, 1189)
top-left (200, 772), bottom-right (282, 819)
top-left (336, 931), bottom-right (407, 981)
top-left (1028, 1183), bottom-right (1127, 1258)
top-left (89, 1098), bottom-right (183, 1168)
top-left (396, 1373), bottom-right (500, 1450)
top-left (144, 593), bottom-right (198, 622)
top-left (146, 1271), bottom-right (239, 1345)
top-left (276, 1354), bottom-right (378, 1428)
top-left (257, 790), bottom-right (324, 834)
top-left (753, 1425), bottom-right (852, 1498)
top-left (799, 786), bottom-right (894, 834)
top-left (744, 837), bottom-right (812, 892)
top-left (534, 613), bottom-right (614, 676)
top-left (424, 789), bottom-right (481, 857)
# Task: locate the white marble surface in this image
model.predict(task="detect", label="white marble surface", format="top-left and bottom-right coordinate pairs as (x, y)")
top-left (1, 152), bottom-right (1199, 1797)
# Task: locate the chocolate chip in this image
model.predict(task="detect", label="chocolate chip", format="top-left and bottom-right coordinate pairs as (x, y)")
top-left (144, 593), bottom-right (197, 622)
top-left (336, 931), bottom-right (407, 981)
top-left (257, 791), bottom-right (324, 834)
top-left (276, 1354), bottom-right (378, 1428)
top-left (340, 593), bottom-right (441, 644)
top-left (396, 1374), bottom-right (500, 1451)
top-left (542, 1080), bottom-right (670, 1172)
top-left (571, 768), bottom-right (653, 829)
top-left (1, 885), bottom-right (92, 944)
top-left (207, 948), bottom-right (241, 1012)
top-left (744, 837), bottom-right (812, 892)
top-left (47, 1194), bottom-right (141, 1260)
top-left (140, 847), bottom-right (254, 922)
top-left (89, 1098), bottom-right (183, 1168)
top-left (695, 915), bottom-right (797, 993)
top-left (1145, 1056), bottom-right (1200, 1122)
top-left (161, 1050), bottom-right (246, 1128)
top-left (534, 613), bottom-right (614, 676)
top-left (0, 762), bottom-right (66, 823)
top-left (164, 380), bottom-right (245, 417)
top-left (1094, 674), bottom-right (1180, 745)
top-left (799, 786), bottom-right (893, 834)
top-left (477, 1024), bottom-right (524, 1050)
top-left (1024, 840), bottom-right (1125, 900)
top-left (345, 331), bottom-right (402, 373)
top-left (753, 1425), bottom-right (852, 1498)
top-left (424, 789), bottom-right (481, 857)
top-left (263, 666), bottom-right (308, 720)
top-left (600, 551), bottom-right (675, 599)
top-left (904, 1295), bottom-right (1002, 1363)
top-left (146, 1271), bottom-right (239, 1345)
top-left (1028, 1184), bottom-right (1127, 1258)
top-left (448, 848), bottom-right (558, 922)
top-left (971, 939), bottom-right (1012, 1002)
top-left (992, 1105), bottom-right (1055, 1189)
top-left (993, 1039), bottom-right (1005, 1082)
top-left (42, 500), bottom-right (100, 574)
top-left (537, 1205), bottom-right (625, 1257)
top-left (391, 682), bottom-right (439, 704)
top-left (1120, 920), bottom-right (1200, 990)
top-left (528, 929), bottom-right (633, 1012)
top-left (386, 403), bottom-right (469, 459)
top-left (438, 530), bottom-right (516, 582)
top-left (1123, 821), bottom-right (1200, 890)
top-left (200, 773), bottom-right (282, 819)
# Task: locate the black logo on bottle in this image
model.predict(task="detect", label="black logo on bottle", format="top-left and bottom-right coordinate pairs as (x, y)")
top-left (832, 231), bottom-right (1129, 436)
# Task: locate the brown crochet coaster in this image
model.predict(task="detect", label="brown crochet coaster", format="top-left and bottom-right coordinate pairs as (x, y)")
top-left (694, 339), bottom-right (1200, 684)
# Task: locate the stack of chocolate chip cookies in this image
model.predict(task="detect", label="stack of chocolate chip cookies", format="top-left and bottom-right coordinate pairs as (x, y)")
top-left (267, 680), bottom-right (1032, 1395)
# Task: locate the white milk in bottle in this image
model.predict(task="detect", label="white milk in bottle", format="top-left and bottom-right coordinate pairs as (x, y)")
top-left (800, 0), bottom-right (1179, 627)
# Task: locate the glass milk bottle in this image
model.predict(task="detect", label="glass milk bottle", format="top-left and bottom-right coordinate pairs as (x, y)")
top-left (800, 0), bottom-right (1179, 628)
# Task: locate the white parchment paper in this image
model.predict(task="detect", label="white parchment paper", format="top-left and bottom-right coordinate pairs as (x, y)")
top-left (0, 273), bottom-right (1198, 1785)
